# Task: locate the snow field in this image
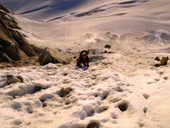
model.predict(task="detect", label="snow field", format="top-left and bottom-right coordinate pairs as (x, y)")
top-left (0, 0), bottom-right (170, 127)
top-left (0, 58), bottom-right (152, 128)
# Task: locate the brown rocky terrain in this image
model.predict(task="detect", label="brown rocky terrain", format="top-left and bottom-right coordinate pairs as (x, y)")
top-left (0, 2), bottom-right (72, 68)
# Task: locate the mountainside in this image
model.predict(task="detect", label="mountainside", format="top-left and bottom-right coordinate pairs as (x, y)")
top-left (0, 2), bottom-right (37, 67)
top-left (1, 1), bottom-right (170, 128)
top-left (0, 0), bottom-right (110, 21)
top-left (0, 3), bottom-right (72, 68)
top-left (1, 0), bottom-right (170, 52)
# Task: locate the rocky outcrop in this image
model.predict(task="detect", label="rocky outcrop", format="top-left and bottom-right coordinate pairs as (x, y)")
top-left (0, 52), bottom-right (12, 63)
top-left (0, 2), bottom-right (36, 64)
top-left (58, 87), bottom-right (73, 97)
top-left (154, 56), bottom-right (169, 67)
top-left (0, 3), bottom-right (13, 14)
top-left (39, 48), bottom-right (72, 65)
top-left (0, 3), bottom-right (72, 67)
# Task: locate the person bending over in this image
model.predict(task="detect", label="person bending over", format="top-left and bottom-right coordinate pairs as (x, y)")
top-left (76, 50), bottom-right (89, 67)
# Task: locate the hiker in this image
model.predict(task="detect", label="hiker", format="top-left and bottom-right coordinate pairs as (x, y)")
top-left (76, 50), bottom-right (89, 67)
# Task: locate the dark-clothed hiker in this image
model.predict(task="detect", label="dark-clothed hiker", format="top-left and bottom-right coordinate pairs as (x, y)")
top-left (76, 50), bottom-right (89, 67)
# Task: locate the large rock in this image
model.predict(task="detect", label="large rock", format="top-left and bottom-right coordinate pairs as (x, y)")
top-left (39, 48), bottom-right (72, 65)
top-left (6, 75), bottom-right (23, 85)
top-left (154, 56), bottom-right (169, 67)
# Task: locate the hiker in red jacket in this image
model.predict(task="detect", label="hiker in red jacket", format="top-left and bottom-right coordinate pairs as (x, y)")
top-left (76, 50), bottom-right (89, 67)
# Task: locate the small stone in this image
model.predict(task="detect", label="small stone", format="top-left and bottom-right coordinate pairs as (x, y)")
top-left (155, 56), bottom-right (169, 67)
top-left (58, 87), bottom-right (73, 97)
top-left (63, 72), bottom-right (68, 76)
top-left (160, 56), bottom-right (169, 65)
top-left (155, 56), bottom-right (160, 61)
top-left (143, 93), bottom-right (149, 99)
top-left (104, 44), bottom-right (111, 49)
top-left (159, 72), bottom-right (163, 75)
top-left (13, 119), bottom-right (22, 125)
top-left (34, 86), bottom-right (42, 93)
top-left (87, 122), bottom-right (100, 128)
top-left (6, 75), bottom-right (21, 85)
top-left (154, 63), bottom-right (160, 67)
top-left (42, 102), bottom-right (47, 108)
top-left (65, 100), bottom-right (70, 105)
top-left (163, 76), bottom-right (168, 80)
top-left (143, 107), bottom-right (148, 113)
top-left (118, 102), bottom-right (129, 112)
top-left (26, 107), bottom-right (33, 114)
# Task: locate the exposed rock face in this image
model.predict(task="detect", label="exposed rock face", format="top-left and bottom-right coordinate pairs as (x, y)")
top-left (39, 48), bottom-right (72, 65)
top-left (0, 52), bottom-right (12, 63)
top-left (0, 2), bottom-right (36, 64)
top-left (0, 3), bottom-right (72, 67)
top-left (0, 3), bottom-right (13, 14)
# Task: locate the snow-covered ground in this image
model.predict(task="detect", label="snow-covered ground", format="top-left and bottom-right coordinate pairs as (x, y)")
top-left (1, 0), bottom-right (170, 50)
top-left (0, 53), bottom-right (170, 128)
top-left (1, 0), bottom-right (170, 127)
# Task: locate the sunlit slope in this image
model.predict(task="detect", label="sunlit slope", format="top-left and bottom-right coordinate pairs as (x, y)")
top-left (1, 0), bottom-right (170, 49)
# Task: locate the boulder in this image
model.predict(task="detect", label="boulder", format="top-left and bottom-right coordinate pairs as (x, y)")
top-left (0, 3), bottom-right (72, 67)
top-left (154, 56), bottom-right (169, 67)
top-left (6, 75), bottom-right (22, 85)
top-left (39, 48), bottom-right (72, 65)
top-left (160, 56), bottom-right (169, 65)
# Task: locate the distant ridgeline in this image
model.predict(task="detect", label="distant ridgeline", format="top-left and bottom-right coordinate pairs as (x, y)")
top-left (0, 2), bottom-right (72, 68)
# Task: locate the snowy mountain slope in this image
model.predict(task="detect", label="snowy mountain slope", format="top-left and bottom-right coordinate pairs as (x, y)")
top-left (1, 53), bottom-right (170, 128)
top-left (0, 0), bottom-right (112, 21)
top-left (1, 0), bottom-right (170, 24)
top-left (1, 0), bottom-right (170, 128)
top-left (0, 55), bottom-right (164, 128)
top-left (1, 0), bottom-right (170, 51)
